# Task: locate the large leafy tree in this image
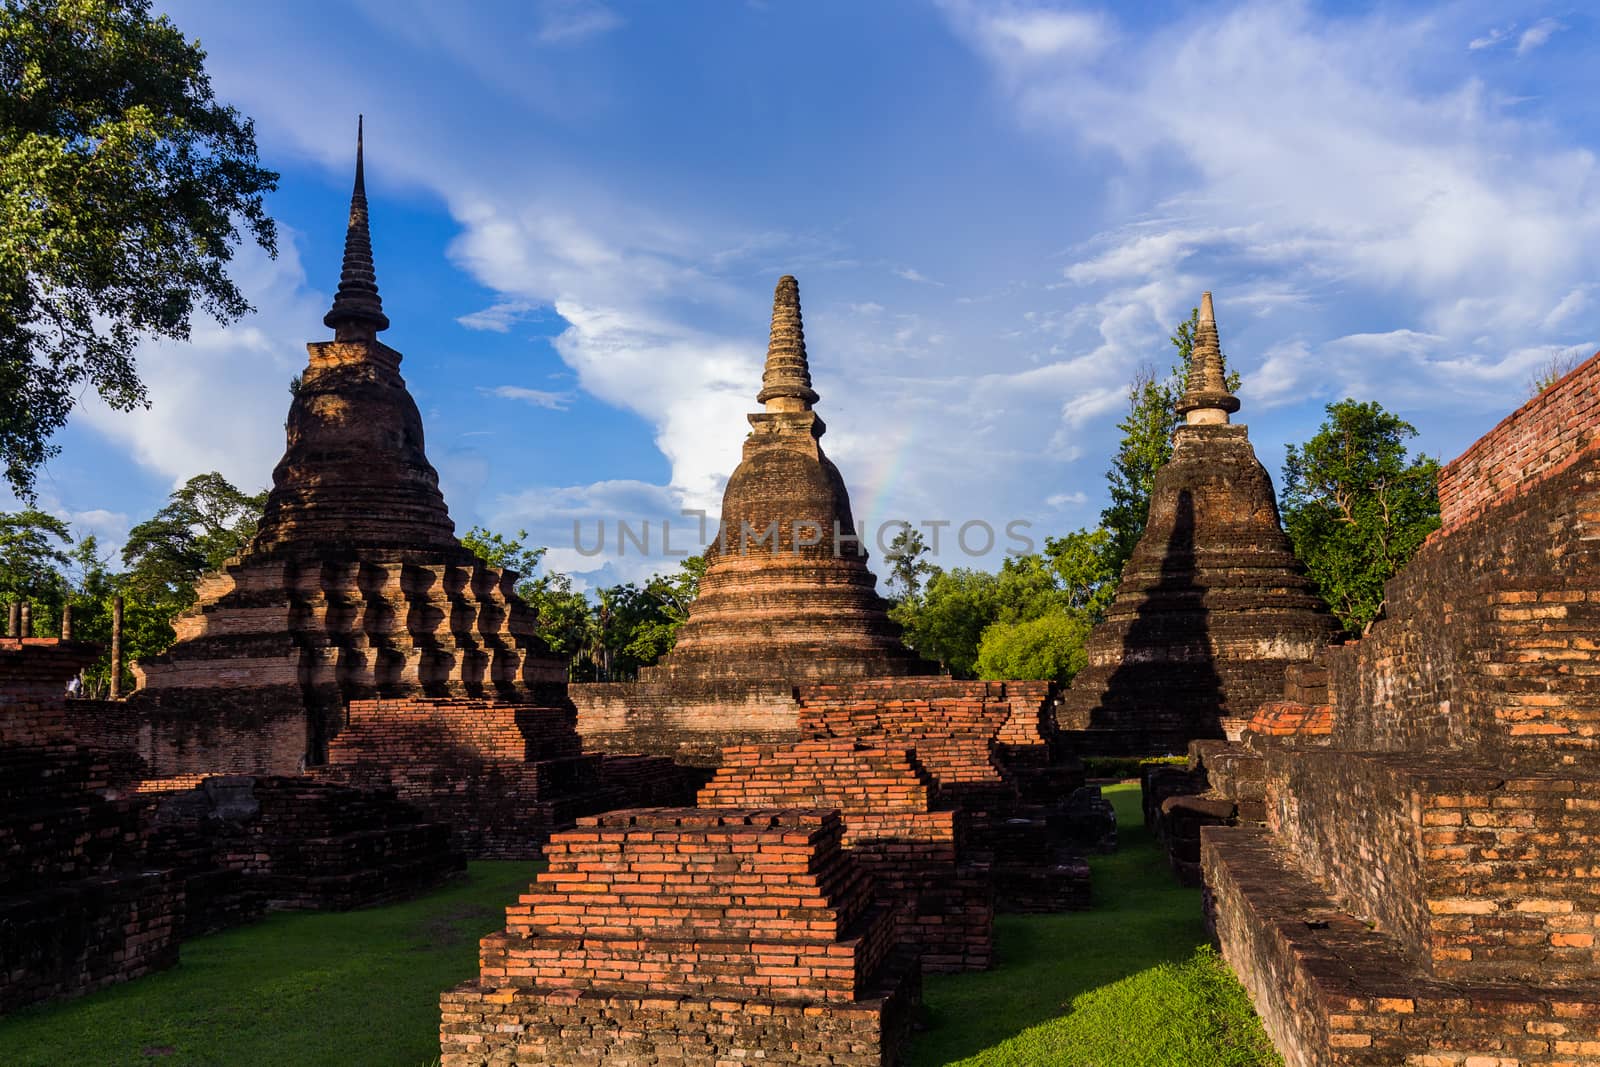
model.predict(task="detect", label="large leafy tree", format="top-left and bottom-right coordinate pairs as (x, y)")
top-left (121, 470), bottom-right (265, 611)
top-left (0, 506), bottom-right (71, 625)
top-left (1101, 308), bottom-right (1241, 575)
top-left (0, 0), bottom-right (278, 499)
top-left (1280, 400), bottom-right (1440, 635)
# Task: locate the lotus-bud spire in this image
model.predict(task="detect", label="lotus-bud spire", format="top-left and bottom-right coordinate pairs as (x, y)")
top-left (756, 275), bottom-right (820, 412)
top-left (324, 115), bottom-right (390, 340)
top-left (1176, 291), bottom-right (1240, 425)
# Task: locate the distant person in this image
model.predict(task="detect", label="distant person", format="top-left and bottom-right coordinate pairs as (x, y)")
top-left (65, 675), bottom-right (81, 697)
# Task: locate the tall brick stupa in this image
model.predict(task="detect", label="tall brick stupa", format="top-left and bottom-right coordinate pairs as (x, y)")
top-left (639, 276), bottom-right (929, 686)
top-left (129, 120), bottom-right (565, 772)
top-left (1056, 293), bottom-right (1338, 756)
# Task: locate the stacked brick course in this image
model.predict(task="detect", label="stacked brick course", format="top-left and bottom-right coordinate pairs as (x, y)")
top-left (1056, 294), bottom-right (1339, 756)
top-left (441, 808), bottom-right (918, 1066)
top-left (321, 695), bottom-right (690, 858)
top-left (1203, 347), bottom-right (1600, 1066)
top-left (699, 740), bottom-right (992, 971)
top-left (797, 679), bottom-right (1092, 912)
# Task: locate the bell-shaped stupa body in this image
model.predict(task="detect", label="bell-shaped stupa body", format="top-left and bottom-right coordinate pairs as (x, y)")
top-left (640, 276), bottom-right (930, 686)
top-left (1056, 293), bottom-right (1339, 755)
top-left (130, 120), bottom-right (566, 773)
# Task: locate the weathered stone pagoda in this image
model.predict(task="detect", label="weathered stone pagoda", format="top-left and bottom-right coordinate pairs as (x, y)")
top-left (1056, 293), bottom-right (1339, 755)
top-left (573, 276), bottom-right (930, 764)
top-left (644, 275), bottom-right (926, 685)
top-left (126, 121), bottom-right (565, 773)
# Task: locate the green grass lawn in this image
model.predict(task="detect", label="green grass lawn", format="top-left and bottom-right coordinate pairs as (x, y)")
top-left (0, 861), bottom-right (534, 1067)
top-left (909, 782), bottom-right (1280, 1067)
top-left (0, 784), bottom-right (1279, 1067)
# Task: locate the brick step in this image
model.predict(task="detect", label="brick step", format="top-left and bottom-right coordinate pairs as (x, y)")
top-left (1204, 824), bottom-right (1600, 1067)
top-left (1265, 749), bottom-right (1600, 983)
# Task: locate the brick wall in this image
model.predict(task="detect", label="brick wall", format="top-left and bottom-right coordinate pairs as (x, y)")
top-left (442, 807), bottom-right (917, 1066)
top-left (1323, 440), bottom-right (1600, 764)
top-left (570, 680), bottom-right (803, 766)
top-left (323, 696), bottom-right (691, 858)
top-left (1437, 348), bottom-right (1600, 533)
top-left (699, 740), bottom-right (992, 971)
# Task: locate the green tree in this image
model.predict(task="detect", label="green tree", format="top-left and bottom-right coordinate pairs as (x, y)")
top-left (882, 526), bottom-right (934, 602)
top-left (976, 612), bottom-right (1092, 684)
top-left (460, 526), bottom-right (593, 665)
top-left (1041, 526), bottom-right (1118, 616)
top-left (1100, 308), bottom-right (1241, 575)
top-left (1281, 399), bottom-right (1441, 635)
top-left (121, 470), bottom-right (266, 612)
top-left (0, 0), bottom-right (278, 499)
top-left (0, 506), bottom-right (71, 628)
top-left (892, 566), bottom-right (1000, 677)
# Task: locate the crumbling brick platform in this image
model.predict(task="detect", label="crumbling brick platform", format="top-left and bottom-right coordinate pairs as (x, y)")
top-left (322, 696), bottom-right (692, 858)
top-left (441, 807), bottom-right (918, 1066)
top-left (796, 679), bottom-right (1092, 913)
top-left (2, 638), bottom-right (182, 1014)
top-left (699, 739), bottom-right (993, 971)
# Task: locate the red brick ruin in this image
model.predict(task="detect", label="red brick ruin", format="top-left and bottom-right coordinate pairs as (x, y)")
top-left (572, 277), bottom-right (933, 766)
top-left (1200, 348), bottom-right (1600, 1064)
top-left (1057, 293), bottom-right (1340, 755)
top-left (442, 809), bottom-right (917, 1066)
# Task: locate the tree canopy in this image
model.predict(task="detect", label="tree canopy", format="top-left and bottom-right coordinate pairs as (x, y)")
top-left (0, 0), bottom-right (278, 499)
top-left (1280, 399), bottom-right (1440, 635)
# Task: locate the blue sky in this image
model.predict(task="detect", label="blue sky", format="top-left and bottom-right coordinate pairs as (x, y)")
top-left (17, 0), bottom-right (1600, 589)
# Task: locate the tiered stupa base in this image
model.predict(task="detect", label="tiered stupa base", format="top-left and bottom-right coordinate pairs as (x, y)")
top-left (1056, 425), bottom-right (1339, 757)
top-left (441, 808), bottom-right (918, 1066)
top-left (699, 739), bottom-right (993, 972)
top-left (126, 551), bottom-right (567, 775)
top-left (796, 679), bottom-right (1092, 913)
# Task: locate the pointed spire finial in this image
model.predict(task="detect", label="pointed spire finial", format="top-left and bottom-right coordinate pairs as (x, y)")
top-left (324, 114), bottom-right (390, 340)
top-left (1176, 290), bottom-right (1240, 425)
top-left (755, 275), bottom-right (820, 412)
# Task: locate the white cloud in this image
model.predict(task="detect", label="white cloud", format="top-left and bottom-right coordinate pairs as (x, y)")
top-left (75, 237), bottom-right (315, 495)
top-left (482, 385), bottom-right (575, 409)
top-left (458, 300), bottom-right (539, 332)
top-left (1516, 18), bottom-right (1563, 56)
top-left (893, 266), bottom-right (944, 286)
top-left (1468, 24), bottom-right (1512, 51)
top-left (940, 0), bottom-right (1600, 419)
top-left (533, 0), bottom-right (623, 45)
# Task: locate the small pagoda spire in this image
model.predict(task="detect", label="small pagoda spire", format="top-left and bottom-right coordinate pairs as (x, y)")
top-left (1175, 291), bottom-right (1240, 425)
top-left (755, 275), bottom-right (820, 412)
top-left (323, 115), bottom-right (390, 340)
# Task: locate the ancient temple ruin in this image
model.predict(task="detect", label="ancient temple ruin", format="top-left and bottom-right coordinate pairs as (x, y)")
top-left (123, 121), bottom-right (565, 774)
top-left (573, 276), bottom-right (931, 765)
top-left (1203, 349), bottom-right (1600, 1065)
top-left (1056, 293), bottom-right (1339, 755)
top-left (441, 808), bottom-right (918, 1065)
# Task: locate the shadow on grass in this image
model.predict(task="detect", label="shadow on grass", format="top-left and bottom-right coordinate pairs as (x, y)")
top-left (908, 782), bottom-right (1210, 1066)
top-left (0, 861), bottom-right (540, 1067)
